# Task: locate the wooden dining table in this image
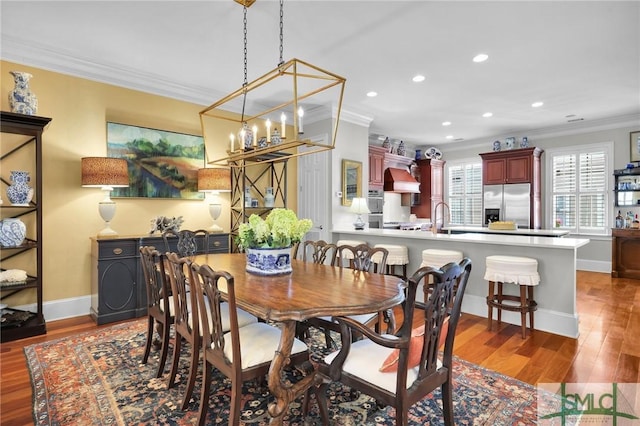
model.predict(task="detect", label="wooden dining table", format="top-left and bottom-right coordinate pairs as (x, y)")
top-left (193, 253), bottom-right (406, 425)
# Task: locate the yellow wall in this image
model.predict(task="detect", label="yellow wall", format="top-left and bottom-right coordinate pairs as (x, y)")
top-left (1, 60), bottom-right (297, 307)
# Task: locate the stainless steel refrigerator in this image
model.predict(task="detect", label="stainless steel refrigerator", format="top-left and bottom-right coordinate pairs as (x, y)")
top-left (483, 183), bottom-right (531, 228)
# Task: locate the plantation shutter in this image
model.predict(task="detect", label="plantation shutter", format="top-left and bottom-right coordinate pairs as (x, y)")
top-left (448, 161), bottom-right (482, 226)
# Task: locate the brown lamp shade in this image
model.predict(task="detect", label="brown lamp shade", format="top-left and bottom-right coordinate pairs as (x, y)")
top-left (198, 168), bottom-right (231, 192)
top-left (81, 157), bottom-right (129, 187)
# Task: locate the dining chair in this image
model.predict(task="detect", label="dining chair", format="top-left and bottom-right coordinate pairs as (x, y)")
top-left (139, 246), bottom-right (173, 378)
top-left (298, 239), bottom-right (338, 265)
top-left (189, 262), bottom-right (310, 426)
top-left (164, 252), bottom-right (259, 410)
top-left (307, 243), bottom-right (393, 348)
top-left (312, 258), bottom-right (472, 426)
top-left (162, 229), bottom-right (210, 258)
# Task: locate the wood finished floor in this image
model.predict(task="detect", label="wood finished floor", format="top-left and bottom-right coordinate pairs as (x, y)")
top-left (1, 270), bottom-right (638, 425)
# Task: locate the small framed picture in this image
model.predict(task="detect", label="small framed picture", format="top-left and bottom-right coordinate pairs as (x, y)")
top-left (630, 131), bottom-right (640, 162)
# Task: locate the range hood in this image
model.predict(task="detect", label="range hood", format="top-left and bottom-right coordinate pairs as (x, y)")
top-left (383, 168), bottom-right (420, 193)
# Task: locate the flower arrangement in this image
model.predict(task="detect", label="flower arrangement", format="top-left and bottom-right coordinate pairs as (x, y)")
top-left (237, 208), bottom-right (312, 250)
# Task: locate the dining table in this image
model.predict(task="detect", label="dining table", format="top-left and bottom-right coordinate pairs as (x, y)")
top-left (193, 252), bottom-right (406, 425)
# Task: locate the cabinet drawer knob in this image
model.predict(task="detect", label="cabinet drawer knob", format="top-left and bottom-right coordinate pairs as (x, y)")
top-left (113, 248), bottom-right (123, 255)
top-left (213, 241), bottom-right (221, 247)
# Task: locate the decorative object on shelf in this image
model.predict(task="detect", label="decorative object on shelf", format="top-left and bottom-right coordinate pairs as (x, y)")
top-left (0, 218), bottom-right (27, 247)
top-left (81, 157), bottom-right (130, 236)
top-left (415, 149), bottom-right (422, 160)
top-left (199, 0), bottom-right (345, 167)
top-left (349, 197), bottom-right (370, 230)
top-left (8, 71), bottom-right (38, 115)
top-left (0, 269), bottom-right (27, 284)
top-left (149, 215), bottom-right (184, 234)
top-left (424, 147), bottom-right (442, 160)
top-left (271, 128), bottom-right (282, 145)
top-left (397, 140), bottom-right (406, 156)
top-left (240, 122), bottom-right (254, 149)
top-left (264, 186), bottom-right (275, 207)
top-left (6, 170), bottom-right (34, 206)
top-left (433, 148), bottom-right (443, 160)
top-left (237, 208), bottom-right (312, 275)
top-left (493, 140), bottom-right (501, 151)
top-left (382, 137), bottom-right (391, 152)
top-left (197, 167), bottom-right (231, 232)
top-left (244, 188), bottom-right (252, 207)
top-left (504, 137), bottom-right (515, 150)
top-left (520, 136), bottom-right (529, 148)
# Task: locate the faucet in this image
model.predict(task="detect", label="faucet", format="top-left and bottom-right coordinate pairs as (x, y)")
top-left (432, 201), bottom-right (451, 235)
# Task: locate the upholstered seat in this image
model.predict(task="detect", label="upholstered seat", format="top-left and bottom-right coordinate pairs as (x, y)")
top-left (373, 244), bottom-right (409, 278)
top-left (485, 255), bottom-right (539, 339)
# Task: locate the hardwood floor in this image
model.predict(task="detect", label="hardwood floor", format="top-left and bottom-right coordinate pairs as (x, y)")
top-left (1, 271), bottom-right (638, 425)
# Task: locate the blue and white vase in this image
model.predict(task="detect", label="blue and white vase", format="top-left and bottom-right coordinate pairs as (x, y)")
top-left (0, 218), bottom-right (27, 247)
top-left (6, 171), bottom-right (34, 206)
top-left (9, 71), bottom-right (38, 115)
top-left (245, 246), bottom-right (292, 276)
top-left (397, 140), bottom-right (406, 156)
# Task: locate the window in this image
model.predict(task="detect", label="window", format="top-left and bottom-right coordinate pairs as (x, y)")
top-left (546, 143), bottom-right (612, 235)
top-left (446, 160), bottom-right (483, 226)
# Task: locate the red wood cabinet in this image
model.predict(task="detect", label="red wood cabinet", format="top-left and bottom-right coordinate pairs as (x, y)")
top-left (411, 159), bottom-right (444, 219)
top-left (480, 147), bottom-right (542, 185)
top-left (368, 146), bottom-right (386, 189)
top-left (611, 228), bottom-right (640, 279)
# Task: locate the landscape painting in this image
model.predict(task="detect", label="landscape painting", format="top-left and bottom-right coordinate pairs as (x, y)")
top-left (107, 122), bottom-right (205, 199)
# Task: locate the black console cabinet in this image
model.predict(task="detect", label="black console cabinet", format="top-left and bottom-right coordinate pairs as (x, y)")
top-left (90, 233), bottom-right (229, 324)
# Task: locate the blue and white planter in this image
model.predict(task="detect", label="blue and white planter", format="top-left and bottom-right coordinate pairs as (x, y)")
top-left (245, 246), bottom-right (292, 276)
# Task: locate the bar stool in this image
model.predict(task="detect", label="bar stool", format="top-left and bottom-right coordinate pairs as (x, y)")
top-left (418, 249), bottom-right (464, 306)
top-left (336, 239), bottom-right (367, 265)
top-left (485, 255), bottom-right (539, 339)
top-left (372, 244), bottom-right (409, 278)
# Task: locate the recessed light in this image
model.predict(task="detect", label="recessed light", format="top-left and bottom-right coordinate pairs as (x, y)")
top-left (412, 74), bottom-right (425, 83)
top-left (446, 135), bottom-right (454, 140)
top-left (473, 53), bottom-right (488, 63)
top-left (531, 101), bottom-right (544, 108)
top-left (482, 112), bottom-right (493, 118)
top-left (442, 121), bottom-right (451, 126)
top-left (366, 91), bottom-right (378, 97)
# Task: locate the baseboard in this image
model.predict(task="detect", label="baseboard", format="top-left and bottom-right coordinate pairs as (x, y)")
top-left (577, 259), bottom-right (610, 274)
top-left (12, 296), bottom-right (92, 322)
top-left (461, 294), bottom-right (579, 339)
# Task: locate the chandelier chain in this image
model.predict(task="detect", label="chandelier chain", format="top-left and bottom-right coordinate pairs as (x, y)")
top-left (241, 4), bottom-right (248, 122)
top-left (278, 0), bottom-right (284, 66)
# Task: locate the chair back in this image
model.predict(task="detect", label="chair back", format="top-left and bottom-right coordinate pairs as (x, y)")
top-left (300, 240), bottom-right (337, 265)
top-left (163, 229), bottom-right (210, 258)
top-left (139, 246), bottom-right (170, 317)
top-left (335, 243), bottom-right (388, 273)
top-left (165, 252), bottom-right (198, 341)
top-left (407, 258), bottom-right (472, 381)
top-left (189, 263), bottom-right (241, 369)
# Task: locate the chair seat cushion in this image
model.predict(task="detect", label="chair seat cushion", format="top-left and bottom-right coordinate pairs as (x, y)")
top-left (484, 255), bottom-right (540, 286)
top-left (222, 322), bottom-right (308, 369)
top-left (325, 336), bottom-right (421, 393)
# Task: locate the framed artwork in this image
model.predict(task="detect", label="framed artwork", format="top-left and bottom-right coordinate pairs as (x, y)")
top-left (631, 131), bottom-right (640, 163)
top-left (341, 159), bottom-right (362, 206)
top-left (107, 122), bottom-right (205, 199)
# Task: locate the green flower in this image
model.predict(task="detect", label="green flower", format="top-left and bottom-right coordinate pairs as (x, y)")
top-left (236, 208), bottom-right (313, 250)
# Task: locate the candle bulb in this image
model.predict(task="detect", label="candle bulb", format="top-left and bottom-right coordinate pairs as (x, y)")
top-left (297, 107), bottom-right (304, 134)
top-left (252, 125), bottom-right (258, 147)
top-left (266, 119), bottom-right (271, 144)
top-left (280, 113), bottom-right (286, 139)
top-left (230, 133), bottom-right (235, 152)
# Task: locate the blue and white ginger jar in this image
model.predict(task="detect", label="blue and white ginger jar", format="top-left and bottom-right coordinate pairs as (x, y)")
top-left (6, 171), bottom-right (34, 206)
top-left (0, 218), bottom-right (27, 247)
top-left (9, 71), bottom-right (38, 115)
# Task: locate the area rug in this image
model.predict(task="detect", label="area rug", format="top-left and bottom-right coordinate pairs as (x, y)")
top-left (26, 319), bottom-right (544, 425)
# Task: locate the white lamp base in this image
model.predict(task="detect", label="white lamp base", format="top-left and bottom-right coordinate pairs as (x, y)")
top-left (209, 223), bottom-right (224, 233)
top-left (98, 224), bottom-right (118, 236)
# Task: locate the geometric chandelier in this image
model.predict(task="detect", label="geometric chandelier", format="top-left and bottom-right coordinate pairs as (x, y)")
top-left (200, 0), bottom-right (346, 167)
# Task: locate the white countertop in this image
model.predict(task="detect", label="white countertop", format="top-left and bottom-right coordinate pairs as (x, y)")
top-left (333, 227), bottom-right (589, 249)
top-left (443, 225), bottom-right (570, 237)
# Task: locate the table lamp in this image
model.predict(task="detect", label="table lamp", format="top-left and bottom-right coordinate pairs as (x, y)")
top-left (198, 167), bottom-right (231, 232)
top-left (349, 197), bottom-right (370, 230)
top-left (81, 157), bottom-right (129, 236)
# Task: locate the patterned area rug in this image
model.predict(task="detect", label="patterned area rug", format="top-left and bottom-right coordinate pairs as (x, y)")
top-left (26, 319), bottom-right (543, 425)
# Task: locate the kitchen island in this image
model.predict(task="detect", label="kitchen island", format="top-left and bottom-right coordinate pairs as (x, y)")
top-left (332, 227), bottom-right (590, 338)
top-left (444, 226), bottom-right (570, 237)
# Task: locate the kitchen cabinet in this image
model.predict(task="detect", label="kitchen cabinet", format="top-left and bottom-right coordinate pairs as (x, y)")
top-left (411, 159), bottom-right (444, 219)
top-left (91, 233), bottom-right (229, 324)
top-left (480, 147), bottom-right (543, 229)
top-left (368, 146), bottom-right (386, 189)
top-left (611, 228), bottom-right (640, 279)
top-left (1, 112), bottom-right (51, 342)
top-left (613, 167), bottom-right (640, 208)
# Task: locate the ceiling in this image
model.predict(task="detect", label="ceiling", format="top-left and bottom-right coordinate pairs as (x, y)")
top-left (2, 1), bottom-right (639, 148)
